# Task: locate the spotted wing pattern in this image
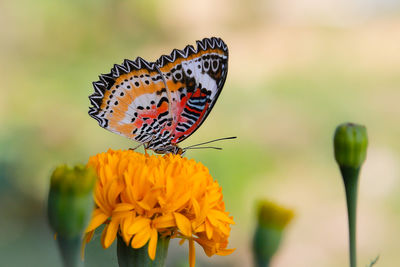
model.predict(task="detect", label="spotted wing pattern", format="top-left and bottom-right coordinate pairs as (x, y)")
top-left (88, 58), bottom-right (173, 147)
top-left (89, 37), bottom-right (228, 153)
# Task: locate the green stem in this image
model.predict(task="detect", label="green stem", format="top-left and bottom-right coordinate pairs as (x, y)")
top-left (340, 166), bottom-right (360, 267)
top-left (117, 234), bottom-right (170, 267)
top-left (255, 259), bottom-right (270, 267)
top-left (57, 235), bottom-right (82, 267)
top-left (252, 227), bottom-right (282, 267)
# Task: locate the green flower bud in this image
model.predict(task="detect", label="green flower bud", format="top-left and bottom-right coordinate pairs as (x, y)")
top-left (48, 164), bottom-right (96, 267)
top-left (253, 200), bottom-right (294, 267)
top-left (333, 123), bottom-right (368, 267)
top-left (334, 123), bottom-right (368, 169)
top-left (47, 164), bottom-right (96, 238)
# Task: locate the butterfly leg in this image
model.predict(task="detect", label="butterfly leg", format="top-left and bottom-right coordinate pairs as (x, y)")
top-left (143, 142), bottom-right (150, 156)
top-left (129, 143), bottom-right (144, 151)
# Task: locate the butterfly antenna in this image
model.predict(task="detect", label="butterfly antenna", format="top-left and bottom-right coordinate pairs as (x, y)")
top-left (184, 136), bottom-right (237, 149)
top-left (185, 146), bottom-right (223, 151)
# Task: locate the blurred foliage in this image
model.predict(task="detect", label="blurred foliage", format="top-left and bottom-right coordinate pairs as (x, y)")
top-left (1, 0), bottom-right (400, 266)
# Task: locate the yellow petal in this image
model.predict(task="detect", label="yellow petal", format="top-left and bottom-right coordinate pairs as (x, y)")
top-left (120, 215), bottom-right (136, 245)
top-left (174, 212), bottom-right (192, 237)
top-left (127, 217), bottom-right (150, 235)
top-left (103, 219), bottom-right (119, 248)
top-left (208, 210), bottom-right (235, 224)
top-left (100, 225), bottom-right (107, 248)
top-left (83, 230), bottom-right (94, 244)
top-left (148, 228), bottom-right (158, 260)
top-left (165, 175), bottom-right (174, 199)
top-left (153, 213), bottom-right (176, 228)
top-left (171, 191), bottom-right (191, 211)
top-left (81, 231), bottom-right (94, 259)
top-left (205, 219), bottom-right (213, 239)
top-left (94, 187), bottom-right (108, 213)
top-left (133, 165), bottom-right (149, 200)
top-left (131, 227), bottom-right (151, 249)
top-left (113, 203), bottom-right (135, 213)
top-left (206, 213), bottom-right (219, 227)
top-left (86, 209), bottom-right (109, 232)
top-left (194, 223), bottom-right (205, 233)
top-left (216, 248), bottom-right (236, 256)
top-left (106, 178), bottom-right (124, 205)
top-left (141, 188), bottom-right (161, 210)
top-left (191, 198), bottom-right (200, 218)
top-left (121, 213), bottom-right (135, 236)
top-left (118, 157), bottom-right (129, 176)
top-left (113, 204), bottom-right (135, 220)
top-left (136, 200), bottom-right (152, 211)
top-left (219, 223), bottom-right (231, 236)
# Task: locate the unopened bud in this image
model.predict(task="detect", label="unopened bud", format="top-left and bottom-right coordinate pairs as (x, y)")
top-left (47, 164), bottom-right (96, 238)
top-left (253, 200), bottom-right (294, 267)
top-left (334, 123), bottom-right (368, 169)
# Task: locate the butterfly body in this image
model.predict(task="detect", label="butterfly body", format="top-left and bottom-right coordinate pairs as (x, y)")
top-left (89, 37), bottom-right (228, 154)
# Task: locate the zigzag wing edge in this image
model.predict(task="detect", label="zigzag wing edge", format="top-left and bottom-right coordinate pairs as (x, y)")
top-left (88, 57), bottom-right (155, 127)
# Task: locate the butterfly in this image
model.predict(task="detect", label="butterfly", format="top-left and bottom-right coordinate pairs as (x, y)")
top-left (89, 37), bottom-right (229, 154)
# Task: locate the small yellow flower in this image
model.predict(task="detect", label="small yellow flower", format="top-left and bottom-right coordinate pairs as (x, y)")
top-left (83, 149), bottom-right (234, 266)
top-left (256, 200), bottom-right (294, 229)
top-left (253, 200), bottom-right (294, 267)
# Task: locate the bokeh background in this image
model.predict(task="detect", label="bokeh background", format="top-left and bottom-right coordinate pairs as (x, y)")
top-left (1, 0), bottom-right (400, 266)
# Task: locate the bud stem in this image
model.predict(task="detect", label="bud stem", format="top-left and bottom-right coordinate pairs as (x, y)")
top-left (117, 234), bottom-right (170, 267)
top-left (253, 227), bottom-right (282, 267)
top-left (340, 166), bottom-right (360, 267)
top-left (57, 236), bottom-right (82, 267)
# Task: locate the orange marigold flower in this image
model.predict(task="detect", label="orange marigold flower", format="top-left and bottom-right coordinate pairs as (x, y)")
top-left (84, 149), bottom-right (235, 266)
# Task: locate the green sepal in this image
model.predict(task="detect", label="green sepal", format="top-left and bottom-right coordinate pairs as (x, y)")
top-left (117, 234), bottom-right (170, 267)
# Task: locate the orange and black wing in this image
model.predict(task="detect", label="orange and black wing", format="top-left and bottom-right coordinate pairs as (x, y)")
top-left (89, 37), bottom-right (229, 153)
top-left (88, 57), bottom-right (173, 145)
top-left (154, 37), bottom-right (229, 145)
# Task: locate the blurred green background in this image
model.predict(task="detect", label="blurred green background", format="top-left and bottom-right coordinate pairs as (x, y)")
top-left (1, 0), bottom-right (400, 266)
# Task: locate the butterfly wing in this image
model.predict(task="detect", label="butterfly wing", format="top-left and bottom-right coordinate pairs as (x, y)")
top-left (89, 37), bottom-right (229, 153)
top-left (154, 37), bottom-right (229, 146)
top-left (88, 57), bottom-right (173, 146)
